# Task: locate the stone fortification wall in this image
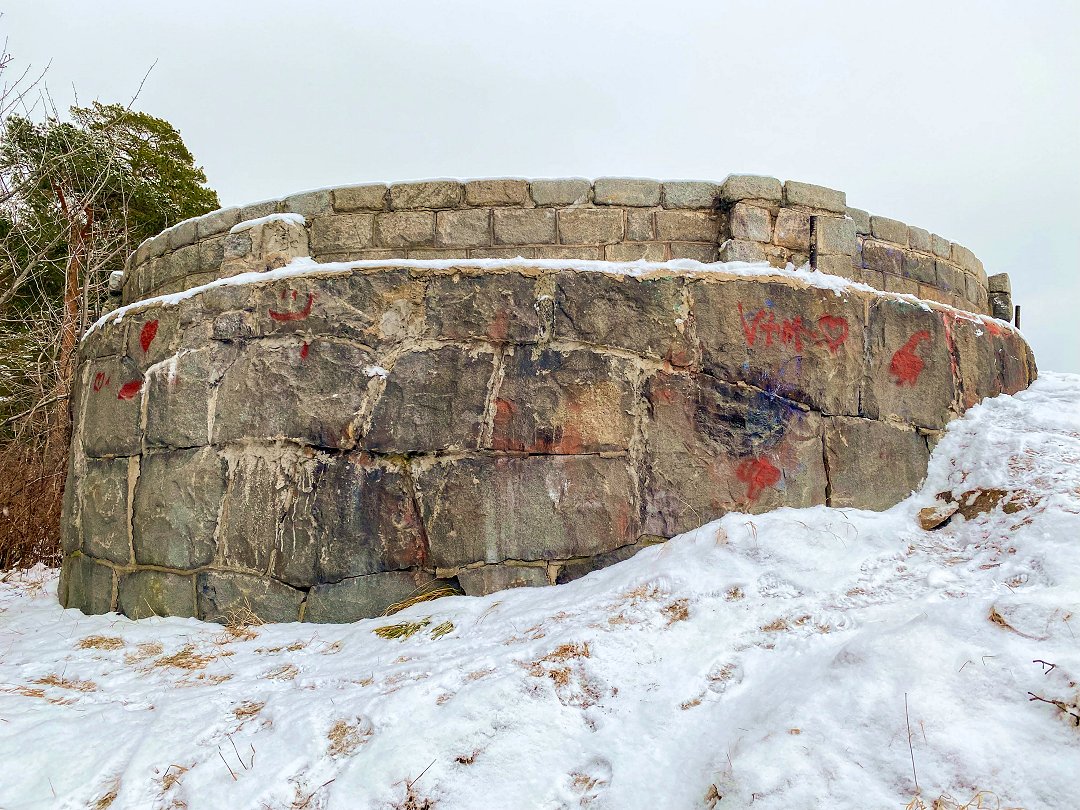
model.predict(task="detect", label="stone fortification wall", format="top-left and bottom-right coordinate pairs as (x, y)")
top-left (119, 176), bottom-right (1007, 318)
top-left (60, 211), bottom-right (1035, 621)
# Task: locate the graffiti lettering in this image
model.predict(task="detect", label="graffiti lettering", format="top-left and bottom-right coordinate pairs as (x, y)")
top-left (139, 320), bottom-right (159, 353)
top-left (116, 384), bottom-right (142, 403)
top-left (890, 330), bottom-right (932, 386)
top-left (735, 456), bottom-right (781, 501)
top-left (269, 291), bottom-right (314, 322)
top-left (92, 372), bottom-right (110, 392)
top-left (737, 304), bottom-right (849, 355)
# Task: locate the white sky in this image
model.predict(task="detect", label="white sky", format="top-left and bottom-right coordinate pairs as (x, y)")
top-left (5, 0), bottom-right (1078, 371)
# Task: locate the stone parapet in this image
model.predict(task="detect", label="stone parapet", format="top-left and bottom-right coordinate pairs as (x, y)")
top-left (63, 255), bottom-right (1035, 623)
top-left (121, 177), bottom-right (1003, 319)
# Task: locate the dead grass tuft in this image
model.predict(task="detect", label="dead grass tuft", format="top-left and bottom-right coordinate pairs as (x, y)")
top-left (429, 620), bottom-right (454, 640)
top-left (77, 635), bottom-right (124, 651)
top-left (161, 765), bottom-right (188, 791)
top-left (264, 663), bottom-right (300, 681)
top-left (124, 641), bottom-right (164, 665)
top-left (662, 599), bottom-right (690, 625)
top-left (327, 717), bottom-right (373, 757)
top-left (233, 701), bottom-right (265, 720)
top-left (93, 777), bottom-right (121, 809)
top-left (905, 791), bottom-right (1025, 809)
top-left (153, 645), bottom-right (216, 672)
top-left (33, 673), bottom-right (97, 692)
top-left (374, 617), bottom-right (432, 641)
top-left (384, 585), bottom-right (462, 616)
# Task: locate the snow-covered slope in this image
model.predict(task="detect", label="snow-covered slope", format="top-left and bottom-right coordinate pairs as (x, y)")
top-left (3, 374), bottom-right (1079, 810)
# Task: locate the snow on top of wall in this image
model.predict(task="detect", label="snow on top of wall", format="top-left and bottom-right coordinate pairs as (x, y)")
top-left (229, 212), bottom-right (307, 234)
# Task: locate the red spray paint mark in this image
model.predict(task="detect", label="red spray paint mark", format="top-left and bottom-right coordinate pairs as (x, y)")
top-left (92, 372), bottom-right (111, 392)
top-left (890, 330), bottom-right (932, 386)
top-left (117, 380), bottom-right (143, 400)
top-left (269, 292), bottom-right (314, 322)
top-left (735, 457), bottom-right (781, 502)
top-left (982, 318), bottom-right (1004, 337)
top-left (299, 342), bottom-right (310, 361)
top-left (738, 304), bottom-right (850, 354)
top-left (815, 315), bottom-right (849, 353)
top-left (139, 319), bottom-right (159, 353)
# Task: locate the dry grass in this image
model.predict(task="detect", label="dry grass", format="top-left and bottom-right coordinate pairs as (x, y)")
top-left (429, 621), bottom-right (454, 640)
top-left (153, 644), bottom-right (218, 672)
top-left (264, 663), bottom-right (299, 681)
top-left (77, 635), bottom-right (125, 651)
top-left (161, 765), bottom-right (188, 791)
top-left (326, 718), bottom-right (373, 757)
top-left (0, 683), bottom-right (74, 705)
top-left (384, 585), bottom-right (461, 616)
top-left (33, 673), bottom-right (97, 692)
top-left (905, 791), bottom-right (1025, 809)
top-left (92, 777), bottom-right (121, 809)
top-left (124, 641), bottom-right (164, 665)
top-left (374, 617), bottom-right (432, 641)
top-left (662, 599), bottom-right (690, 625)
top-left (233, 701), bottom-right (265, 720)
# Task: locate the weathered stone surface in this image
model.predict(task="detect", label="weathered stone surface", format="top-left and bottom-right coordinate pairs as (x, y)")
top-left (418, 455), bottom-right (637, 568)
top-left (374, 212), bottom-right (435, 248)
top-left (529, 178), bottom-right (591, 207)
top-left (717, 239), bottom-right (766, 263)
top-left (553, 271), bottom-right (692, 363)
top-left (669, 242), bottom-right (717, 262)
top-left (931, 233), bottom-right (951, 259)
top-left (465, 179), bottom-right (528, 207)
top-left (815, 216), bottom-right (856, 256)
top-left (662, 181), bottom-right (720, 209)
top-left (119, 570), bottom-right (196, 620)
top-left (870, 216), bottom-right (908, 245)
top-left (824, 417), bottom-right (929, 509)
top-left (60, 454), bottom-right (81, 555)
top-left (730, 203), bottom-right (772, 242)
top-left (239, 199), bottom-right (280, 222)
top-left (212, 339), bottom-right (374, 448)
top-left (534, 246), bottom-right (601, 260)
top-left (988, 273), bottom-right (1011, 294)
top-left (310, 214), bottom-right (375, 254)
top-left (625, 209), bottom-right (655, 242)
top-left (720, 175), bottom-right (782, 203)
top-left (908, 226), bottom-right (932, 253)
top-left (365, 347), bottom-right (494, 453)
top-left (285, 189), bottom-right (332, 218)
top-left (557, 209), bottom-right (624, 244)
top-left (863, 299), bottom-right (956, 430)
top-left (990, 291), bottom-right (1012, 322)
top-left (594, 177), bottom-right (661, 207)
top-left (642, 371), bottom-right (826, 536)
top-left (197, 571), bottom-right (303, 623)
top-left (902, 251), bottom-right (937, 285)
top-left (167, 220), bottom-right (198, 251)
top-left (655, 210), bottom-right (719, 242)
top-left (221, 216), bottom-right (309, 276)
top-left (81, 457), bottom-right (131, 565)
top-left (469, 247), bottom-right (532, 259)
top-left (692, 278), bottom-right (867, 416)
top-left (389, 181), bottom-right (463, 210)
top-left (333, 184), bottom-right (388, 212)
top-left (815, 254), bottom-right (857, 279)
top-left (457, 565), bottom-right (548, 596)
top-left (784, 181), bottom-right (845, 213)
top-left (145, 344), bottom-right (237, 448)
top-left (133, 448), bottom-right (226, 569)
top-left (884, 273), bottom-right (919, 296)
top-left (489, 348), bottom-right (635, 453)
top-left (305, 570), bottom-right (442, 623)
top-left (125, 309), bottom-right (179, 371)
top-left (772, 209), bottom-right (811, 251)
top-left (935, 261), bottom-right (965, 295)
top-left (198, 237), bottom-right (225, 273)
top-left (436, 208), bottom-right (492, 248)
top-left (604, 242), bottom-right (666, 262)
top-left (424, 271), bottom-right (540, 343)
top-left (79, 356), bottom-right (144, 457)
top-left (493, 208), bottom-right (556, 245)
top-left (280, 453), bottom-right (427, 586)
top-left (846, 207), bottom-right (871, 235)
top-left (951, 243), bottom-right (982, 276)
top-left (862, 240), bottom-right (903, 277)
top-left (60, 553), bottom-right (114, 615)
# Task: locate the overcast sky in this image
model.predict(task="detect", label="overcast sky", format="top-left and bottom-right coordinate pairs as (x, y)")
top-left (5, 0), bottom-right (1078, 371)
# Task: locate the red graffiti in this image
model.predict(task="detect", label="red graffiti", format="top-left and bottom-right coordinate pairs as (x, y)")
top-left (92, 372), bottom-right (111, 392)
top-left (269, 291), bottom-right (314, 322)
top-left (139, 319), bottom-right (159, 353)
top-left (299, 342), bottom-right (310, 361)
top-left (117, 380), bottom-right (143, 400)
top-left (735, 456), bottom-right (781, 502)
top-left (890, 330), bottom-right (932, 386)
top-left (738, 304), bottom-right (849, 355)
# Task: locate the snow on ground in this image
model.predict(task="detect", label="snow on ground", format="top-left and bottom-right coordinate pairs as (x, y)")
top-left (2, 374), bottom-right (1080, 810)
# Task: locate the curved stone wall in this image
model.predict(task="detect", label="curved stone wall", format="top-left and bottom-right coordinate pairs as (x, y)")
top-left (120, 176), bottom-right (1002, 317)
top-left (61, 242), bottom-right (1035, 621)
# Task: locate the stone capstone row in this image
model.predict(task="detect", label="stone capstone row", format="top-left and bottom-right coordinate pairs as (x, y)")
top-left (118, 177), bottom-right (998, 318)
top-left (62, 260), bottom-right (1035, 623)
